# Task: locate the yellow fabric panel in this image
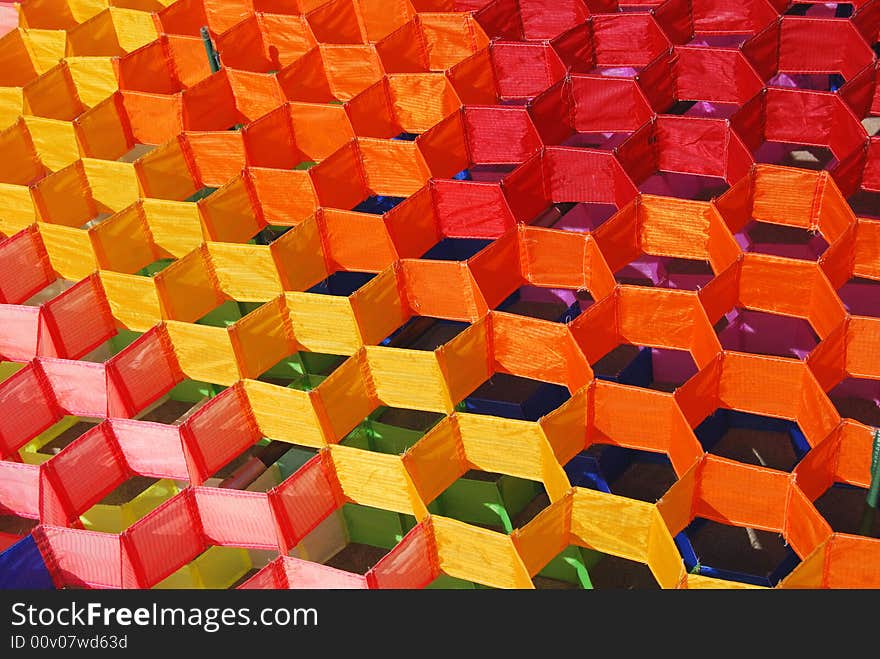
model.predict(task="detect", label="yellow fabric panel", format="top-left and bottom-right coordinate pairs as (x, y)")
top-left (778, 543), bottom-right (825, 589)
top-left (38, 222), bottom-right (97, 280)
top-left (570, 487), bottom-right (653, 562)
top-left (142, 199), bottom-right (204, 258)
top-left (24, 29), bottom-right (67, 74)
top-left (539, 386), bottom-right (588, 466)
top-left (0, 183), bottom-right (38, 233)
top-left (207, 242), bottom-right (283, 302)
top-left (402, 417), bottom-right (466, 504)
top-left (457, 413), bottom-right (546, 483)
top-left (538, 433), bottom-right (573, 502)
top-left (23, 63), bottom-right (81, 120)
top-left (98, 271), bottom-right (162, 331)
top-left (512, 495), bottom-right (571, 576)
top-left (686, 574), bottom-right (765, 589)
top-left (270, 217), bottom-right (328, 291)
top-left (25, 116), bottom-right (80, 172)
top-left (432, 516), bottom-right (534, 589)
top-left (364, 345), bottom-right (452, 413)
top-left (135, 138), bottom-right (199, 201)
top-left (285, 292), bottom-right (361, 354)
top-left (228, 296), bottom-right (294, 379)
top-left (436, 319), bottom-right (491, 406)
top-left (89, 203), bottom-right (154, 273)
top-left (647, 507), bottom-right (685, 589)
top-left (164, 321), bottom-right (240, 386)
top-left (65, 56), bottom-right (117, 108)
top-left (199, 176), bottom-right (261, 244)
top-left (0, 87), bottom-right (24, 130)
top-left (75, 96), bottom-right (131, 160)
top-left (109, 8), bottom-right (159, 53)
top-left (81, 158), bottom-right (141, 213)
top-left (34, 162), bottom-right (94, 226)
top-left (155, 247), bottom-right (222, 323)
top-left (328, 444), bottom-right (426, 518)
top-left (312, 353), bottom-right (374, 441)
top-left (0, 120), bottom-right (43, 185)
top-left (23, 0), bottom-right (108, 28)
top-left (65, 7), bottom-right (156, 56)
top-left (242, 379), bottom-right (327, 449)
top-left (349, 268), bottom-right (406, 345)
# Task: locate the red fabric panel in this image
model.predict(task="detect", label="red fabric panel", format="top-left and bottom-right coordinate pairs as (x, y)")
top-left (0, 228), bottom-right (53, 305)
top-left (518, 0), bottom-right (589, 40)
top-left (0, 305), bottom-right (40, 361)
top-left (124, 490), bottom-right (204, 588)
top-left (730, 92), bottom-right (765, 152)
top-left (764, 89), bottom-right (865, 159)
top-left (39, 359), bottom-right (108, 418)
top-left (433, 180), bottom-right (516, 239)
top-left (673, 46), bottom-right (764, 104)
top-left (0, 461), bottom-right (39, 517)
top-left (238, 559), bottom-right (284, 589)
top-left (269, 454), bottom-right (341, 551)
top-left (502, 154), bottom-right (550, 224)
top-left (490, 42), bottom-right (565, 99)
top-left (853, 0), bottom-right (880, 44)
top-left (692, 0), bottom-right (778, 35)
top-left (37, 526), bottom-right (122, 589)
top-left (593, 14), bottom-right (671, 67)
top-left (0, 364), bottom-right (57, 457)
top-left (41, 423), bottom-right (124, 525)
top-left (545, 147), bottom-right (638, 206)
top-left (42, 275), bottom-right (115, 360)
top-left (653, 0), bottom-right (694, 44)
top-left (106, 327), bottom-right (181, 418)
top-left (369, 522), bottom-right (438, 589)
top-left (529, 80), bottom-right (573, 145)
top-left (280, 555), bottom-right (369, 588)
top-left (656, 116), bottom-right (729, 177)
top-left (111, 419), bottom-right (189, 482)
top-left (636, 53), bottom-right (676, 112)
top-left (572, 75), bottom-right (653, 132)
top-left (862, 137), bottom-right (880, 192)
top-left (182, 386), bottom-right (260, 484)
top-left (615, 121), bottom-right (657, 185)
top-left (550, 22), bottom-right (595, 73)
top-left (193, 487), bottom-right (281, 550)
top-left (839, 62), bottom-right (875, 120)
top-left (463, 106), bottom-right (541, 164)
top-left (779, 18), bottom-right (874, 80)
top-left (726, 131), bottom-right (755, 182)
top-left (475, 0), bottom-right (525, 40)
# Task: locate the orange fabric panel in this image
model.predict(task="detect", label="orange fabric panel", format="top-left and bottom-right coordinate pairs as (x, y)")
top-left (593, 201), bottom-right (640, 273)
top-left (640, 195), bottom-right (713, 260)
top-left (382, 186), bottom-right (441, 259)
top-left (33, 161), bottom-right (95, 228)
top-left (698, 259), bottom-right (739, 324)
top-left (569, 294), bottom-right (620, 365)
top-left (657, 461), bottom-right (698, 536)
top-left (184, 132), bottom-right (247, 188)
top-left (797, 369), bottom-right (840, 447)
top-left (618, 286), bottom-right (700, 351)
top-left (135, 136), bottom-right (199, 201)
top-left (718, 352), bottom-right (803, 420)
top-left (310, 141), bottom-right (369, 210)
top-left (706, 205), bottom-right (741, 274)
top-left (89, 204), bottom-right (155, 274)
top-left (270, 217), bottom-right (329, 291)
top-left (198, 175), bottom-right (263, 243)
top-left (674, 357), bottom-right (721, 428)
top-left (319, 44), bottom-right (384, 101)
top-left (752, 165), bottom-right (821, 228)
top-left (466, 231), bottom-right (521, 310)
top-left (319, 209), bottom-right (397, 273)
top-left (357, 138), bottom-right (431, 197)
top-left (75, 94), bottom-right (133, 161)
top-left (388, 73), bottom-right (461, 133)
top-left (845, 316), bottom-right (880, 379)
top-left (784, 484), bottom-right (832, 560)
top-left (835, 421), bottom-right (876, 488)
top-left (853, 217), bottom-right (880, 280)
top-left (311, 352), bottom-right (375, 442)
top-left (695, 455), bottom-right (789, 532)
top-left (415, 111), bottom-right (469, 178)
top-left (592, 380), bottom-right (674, 455)
top-left (446, 48), bottom-right (496, 105)
top-left (805, 320), bottom-right (846, 392)
top-left (349, 267), bottom-right (407, 346)
top-left (357, 0), bottom-right (415, 42)
top-left (490, 312), bottom-right (589, 390)
top-left (249, 167), bottom-right (319, 227)
top-left (418, 13), bottom-right (488, 71)
top-left (738, 253), bottom-right (815, 319)
top-left (793, 426), bottom-right (840, 500)
top-left (824, 535), bottom-right (880, 588)
top-left (401, 259), bottom-right (486, 322)
top-left (290, 102), bottom-right (354, 161)
top-left (403, 417), bottom-right (466, 504)
top-left (779, 543), bottom-right (826, 589)
top-left (816, 177), bottom-right (855, 243)
top-left (119, 91), bottom-right (184, 146)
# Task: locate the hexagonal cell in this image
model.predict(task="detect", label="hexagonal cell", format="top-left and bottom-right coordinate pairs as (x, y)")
top-left (79, 476), bottom-right (181, 534)
top-left (695, 409), bottom-right (810, 472)
top-left (734, 219), bottom-right (829, 261)
top-left (591, 345), bottom-right (698, 392)
top-left (529, 201), bottom-right (619, 232)
top-left (715, 307), bottom-right (820, 359)
top-left (351, 195), bottom-right (407, 214)
top-left (848, 189), bottom-right (880, 219)
top-left (587, 553), bottom-right (661, 590)
top-left (289, 503), bottom-right (415, 575)
top-left (18, 416), bottom-right (101, 465)
top-left (837, 276), bottom-right (880, 317)
top-left (676, 517), bottom-right (801, 587)
top-left (429, 470), bottom-right (548, 534)
top-left (20, 278), bottom-right (75, 306)
top-left (380, 316), bottom-right (469, 351)
top-left (78, 329), bottom-right (143, 363)
top-left (461, 373), bottom-right (571, 421)
top-left (613, 255), bottom-right (716, 289)
top-left (827, 378), bottom-right (880, 427)
top-left (497, 284), bottom-right (593, 323)
top-left (204, 438), bottom-right (318, 493)
top-left (453, 164), bottom-right (518, 183)
top-left (813, 482), bottom-right (880, 537)
top-left (256, 351), bottom-right (348, 391)
top-left (134, 258), bottom-right (175, 278)
top-left (306, 270), bottom-right (377, 297)
top-left (565, 444), bottom-right (678, 503)
top-left (784, 2), bottom-right (853, 18)
top-left (419, 237), bottom-right (493, 261)
top-left (155, 546), bottom-right (278, 590)
top-left (532, 545), bottom-right (596, 590)
top-left (753, 142), bottom-right (837, 172)
top-left (638, 171), bottom-right (730, 201)
top-left (0, 513), bottom-right (38, 552)
top-left (340, 407), bottom-right (446, 456)
top-left (135, 379), bottom-right (224, 425)
top-left (195, 300), bottom-right (264, 328)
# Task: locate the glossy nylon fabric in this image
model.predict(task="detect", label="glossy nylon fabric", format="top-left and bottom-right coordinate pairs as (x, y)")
top-left (0, 0), bottom-right (879, 590)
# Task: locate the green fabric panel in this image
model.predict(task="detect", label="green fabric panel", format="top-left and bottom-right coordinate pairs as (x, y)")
top-left (340, 427), bottom-right (371, 450)
top-left (277, 447), bottom-right (319, 480)
top-left (538, 546), bottom-right (592, 589)
top-left (426, 574), bottom-right (476, 590)
top-left (437, 479), bottom-right (505, 528)
top-left (342, 504), bottom-right (404, 549)
top-left (168, 379), bottom-right (216, 403)
top-left (108, 329), bottom-right (142, 355)
top-left (498, 475), bottom-right (542, 518)
top-left (300, 352), bottom-right (346, 376)
top-left (196, 301), bottom-right (244, 328)
top-left (369, 421), bottom-right (423, 455)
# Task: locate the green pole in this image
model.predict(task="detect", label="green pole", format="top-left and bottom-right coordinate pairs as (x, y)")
top-left (200, 26), bottom-right (221, 74)
top-left (857, 428), bottom-right (880, 537)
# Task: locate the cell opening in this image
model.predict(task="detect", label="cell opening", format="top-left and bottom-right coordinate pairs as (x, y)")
top-left (135, 379), bottom-right (224, 425)
top-left (735, 219), bottom-right (829, 261)
top-left (827, 377), bottom-right (880, 427)
top-left (21, 279), bottom-right (75, 307)
top-left (814, 482), bottom-right (880, 538)
top-left (529, 201), bottom-right (618, 233)
top-left (419, 237), bottom-right (492, 261)
top-left (380, 316), bottom-right (469, 351)
top-left (591, 345), bottom-right (699, 392)
top-left (18, 416), bottom-right (102, 464)
top-left (79, 476), bottom-right (182, 534)
top-left (754, 142), bottom-right (837, 172)
top-left (154, 546), bottom-right (277, 590)
top-left (256, 351), bottom-right (348, 391)
top-left (204, 438), bottom-right (318, 493)
top-left (638, 171), bottom-right (730, 201)
top-left (462, 373), bottom-right (571, 421)
top-left (565, 444), bottom-right (678, 503)
top-left (195, 300), bottom-right (264, 328)
top-left (715, 307), bottom-right (820, 359)
top-left (837, 276), bottom-right (880, 317)
top-left (497, 285), bottom-right (593, 323)
top-left (306, 271), bottom-right (377, 297)
top-left (340, 407), bottom-right (446, 456)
